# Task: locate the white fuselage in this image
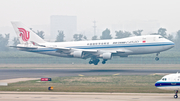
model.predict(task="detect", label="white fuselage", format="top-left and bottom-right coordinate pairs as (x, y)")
top-left (155, 73), bottom-right (180, 91)
top-left (21, 35), bottom-right (174, 58)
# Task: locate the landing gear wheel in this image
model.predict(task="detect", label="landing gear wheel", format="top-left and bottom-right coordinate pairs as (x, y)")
top-left (174, 95), bottom-right (178, 99)
top-left (155, 57), bottom-right (159, 61)
top-left (102, 61), bottom-right (106, 64)
top-left (93, 59), bottom-right (100, 65)
top-left (102, 59), bottom-right (107, 64)
top-left (89, 60), bottom-right (93, 64)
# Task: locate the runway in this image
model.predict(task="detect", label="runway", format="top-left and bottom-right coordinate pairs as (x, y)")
top-left (0, 68), bottom-right (179, 80)
top-left (0, 67), bottom-right (178, 100)
top-left (0, 92), bottom-right (176, 101)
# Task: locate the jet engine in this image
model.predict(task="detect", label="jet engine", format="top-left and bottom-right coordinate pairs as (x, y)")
top-left (102, 53), bottom-right (112, 60)
top-left (72, 51), bottom-right (83, 58)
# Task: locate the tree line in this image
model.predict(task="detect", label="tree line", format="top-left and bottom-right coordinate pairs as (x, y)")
top-left (1, 27), bottom-right (180, 51)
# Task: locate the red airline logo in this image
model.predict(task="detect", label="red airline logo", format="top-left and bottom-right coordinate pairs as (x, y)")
top-left (18, 28), bottom-right (30, 42)
top-left (142, 40), bottom-right (146, 43)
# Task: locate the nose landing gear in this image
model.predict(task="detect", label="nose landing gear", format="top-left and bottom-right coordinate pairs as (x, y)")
top-left (155, 53), bottom-right (160, 61)
top-left (174, 90), bottom-right (178, 99)
top-left (155, 57), bottom-right (159, 61)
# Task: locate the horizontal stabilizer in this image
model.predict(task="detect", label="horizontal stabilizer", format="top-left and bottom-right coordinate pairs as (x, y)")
top-left (10, 46), bottom-right (38, 49)
top-left (31, 41), bottom-right (46, 47)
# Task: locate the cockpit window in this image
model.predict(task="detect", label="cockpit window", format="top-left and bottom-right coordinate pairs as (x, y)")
top-left (162, 78), bottom-right (167, 81)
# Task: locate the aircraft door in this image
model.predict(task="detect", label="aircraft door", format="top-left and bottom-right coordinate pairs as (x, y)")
top-left (153, 37), bottom-right (156, 41)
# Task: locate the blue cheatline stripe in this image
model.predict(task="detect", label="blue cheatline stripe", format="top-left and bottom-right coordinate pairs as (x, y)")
top-left (67, 42), bottom-right (174, 49)
top-left (27, 42), bottom-right (174, 52)
top-left (155, 82), bottom-right (180, 87)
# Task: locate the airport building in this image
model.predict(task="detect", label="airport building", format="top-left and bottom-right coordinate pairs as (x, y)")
top-left (50, 15), bottom-right (77, 41)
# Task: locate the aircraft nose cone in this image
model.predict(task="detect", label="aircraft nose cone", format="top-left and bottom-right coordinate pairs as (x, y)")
top-left (155, 82), bottom-right (161, 87)
top-left (155, 82), bottom-right (158, 87)
top-left (171, 41), bottom-right (175, 48)
top-left (173, 42), bottom-right (175, 47)
top-left (168, 41), bottom-right (175, 48)
top-left (171, 41), bottom-right (175, 46)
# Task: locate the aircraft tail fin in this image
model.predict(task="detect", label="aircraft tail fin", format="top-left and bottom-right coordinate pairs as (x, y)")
top-left (11, 21), bottom-right (46, 45)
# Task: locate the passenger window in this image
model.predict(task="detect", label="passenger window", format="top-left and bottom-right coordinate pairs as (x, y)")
top-left (90, 43), bottom-right (92, 45)
top-left (87, 43), bottom-right (89, 45)
top-left (113, 42), bottom-right (117, 44)
top-left (107, 42), bottom-right (109, 45)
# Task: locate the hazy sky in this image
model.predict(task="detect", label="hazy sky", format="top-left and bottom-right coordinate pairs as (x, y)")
top-left (1, 0), bottom-right (180, 34)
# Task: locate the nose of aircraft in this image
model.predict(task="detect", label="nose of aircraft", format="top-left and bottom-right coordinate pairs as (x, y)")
top-left (155, 82), bottom-right (159, 87)
top-left (155, 81), bottom-right (162, 88)
top-left (166, 39), bottom-right (175, 49)
top-left (170, 41), bottom-right (175, 48)
top-left (171, 41), bottom-right (174, 47)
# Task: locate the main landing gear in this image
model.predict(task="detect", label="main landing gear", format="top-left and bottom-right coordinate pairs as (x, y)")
top-left (89, 58), bottom-right (100, 65)
top-left (89, 59), bottom-right (108, 65)
top-left (174, 90), bottom-right (178, 99)
top-left (155, 53), bottom-right (160, 61)
top-left (102, 59), bottom-right (107, 64)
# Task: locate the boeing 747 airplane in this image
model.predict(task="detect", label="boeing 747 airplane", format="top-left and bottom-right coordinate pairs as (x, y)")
top-left (11, 22), bottom-right (174, 65)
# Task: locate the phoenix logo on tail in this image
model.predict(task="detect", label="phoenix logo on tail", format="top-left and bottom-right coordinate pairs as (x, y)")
top-left (18, 28), bottom-right (30, 42)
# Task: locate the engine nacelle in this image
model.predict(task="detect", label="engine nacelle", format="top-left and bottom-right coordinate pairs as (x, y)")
top-left (102, 53), bottom-right (112, 60)
top-left (72, 51), bottom-right (83, 58)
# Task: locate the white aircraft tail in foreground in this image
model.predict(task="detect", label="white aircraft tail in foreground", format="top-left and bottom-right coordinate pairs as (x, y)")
top-left (11, 22), bottom-right (174, 65)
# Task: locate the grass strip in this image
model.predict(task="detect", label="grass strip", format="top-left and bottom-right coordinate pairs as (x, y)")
top-left (0, 75), bottom-right (173, 93)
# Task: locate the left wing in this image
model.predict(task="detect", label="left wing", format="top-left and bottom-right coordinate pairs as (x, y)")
top-left (31, 41), bottom-right (132, 59)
